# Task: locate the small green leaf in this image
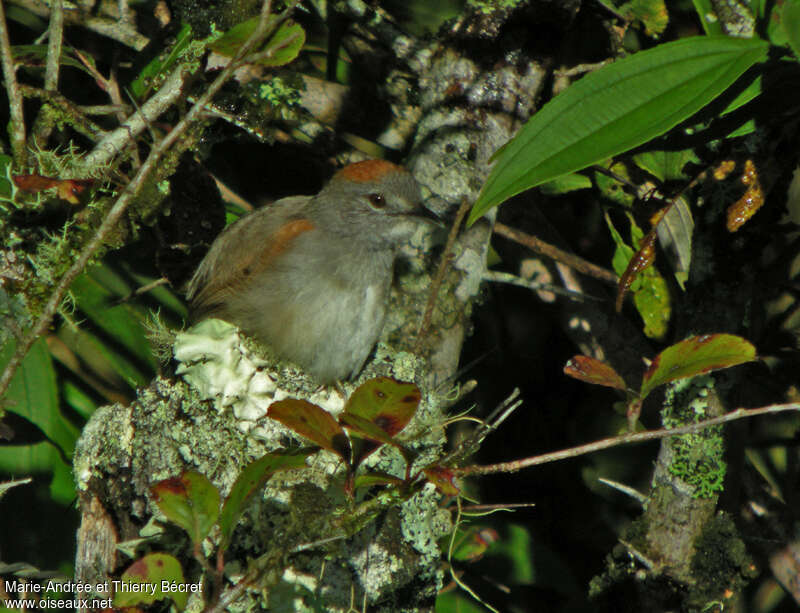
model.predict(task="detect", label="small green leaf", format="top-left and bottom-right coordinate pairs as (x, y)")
top-left (342, 377), bottom-right (421, 437)
top-left (267, 399), bottom-right (350, 463)
top-left (632, 149), bottom-right (698, 182)
top-left (563, 355), bottom-right (628, 391)
top-left (114, 552), bottom-right (190, 610)
top-left (469, 35), bottom-right (769, 224)
top-left (218, 450), bottom-right (310, 547)
top-left (210, 17), bottom-right (306, 67)
top-left (538, 173), bottom-right (592, 195)
top-left (0, 154), bottom-right (12, 196)
top-left (640, 334), bottom-right (757, 399)
top-left (691, 0), bottom-right (725, 35)
top-left (151, 471), bottom-right (220, 544)
top-left (353, 471), bottom-right (404, 491)
top-left (130, 23), bottom-right (193, 100)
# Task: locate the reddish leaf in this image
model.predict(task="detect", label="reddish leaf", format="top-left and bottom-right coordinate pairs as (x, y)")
top-left (12, 174), bottom-right (93, 204)
top-left (338, 412), bottom-right (416, 470)
top-left (114, 552), bottom-right (190, 610)
top-left (423, 465), bottom-right (460, 496)
top-left (641, 333), bottom-right (757, 400)
top-left (268, 399), bottom-right (350, 463)
top-left (150, 471), bottom-right (219, 544)
top-left (563, 355), bottom-right (628, 391)
top-left (451, 526), bottom-right (499, 562)
top-left (615, 207), bottom-right (667, 312)
top-left (726, 159), bottom-right (764, 232)
top-left (342, 377), bottom-right (421, 437)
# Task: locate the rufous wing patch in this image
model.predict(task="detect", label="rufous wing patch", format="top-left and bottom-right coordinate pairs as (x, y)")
top-left (191, 218), bottom-right (315, 315)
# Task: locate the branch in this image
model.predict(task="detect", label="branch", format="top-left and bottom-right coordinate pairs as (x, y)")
top-left (7, 0), bottom-right (149, 50)
top-left (0, 0), bottom-right (283, 403)
top-left (494, 222), bottom-right (618, 286)
top-left (0, 0), bottom-right (27, 165)
top-left (44, 0), bottom-right (64, 91)
top-left (455, 403), bottom-right (800, 476)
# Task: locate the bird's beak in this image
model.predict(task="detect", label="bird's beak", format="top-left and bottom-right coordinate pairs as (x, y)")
top-left (410, 204), bottom-right (443, 227)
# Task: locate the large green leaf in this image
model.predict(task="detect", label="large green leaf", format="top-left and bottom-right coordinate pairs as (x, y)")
top-left (0, 441), bottom-right (74, 504)
top-left (469, 36), bottom-right (769, 224)
top-left (0, 337), bottom-right (79, 457)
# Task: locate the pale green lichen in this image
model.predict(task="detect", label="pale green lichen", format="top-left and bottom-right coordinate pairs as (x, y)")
top-left (662, 376), bottom-right (726, 498)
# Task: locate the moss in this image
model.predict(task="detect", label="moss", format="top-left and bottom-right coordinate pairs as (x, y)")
top-left (661, 376), bottom-right (726, 498)
top-left (467, 0), bottom-right (526, 14)
top-left (687, 513), bottom-right (756, 610)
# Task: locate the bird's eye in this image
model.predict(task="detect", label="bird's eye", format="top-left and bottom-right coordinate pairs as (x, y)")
top-left (368, 193), bottom-right (386, 209)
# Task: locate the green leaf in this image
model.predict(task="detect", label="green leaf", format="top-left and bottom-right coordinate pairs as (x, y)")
top-left (781, 0), bottom-right (800, 58)
top-left (640, 334), bottom-right (757, 400)
top-left (352, 471), bottom-right (404, 491)
top-left (0, 154), bottom-right (12, 196)
top-left (632, 149), bottom-right (698, 182)
top-left (267, 399), bottom-right (350, 463)
top-left (563, 355), bottom-right (628, 391)
top-left (0, 337), bottom-right (79, 457)
top-left (218, 450), bottom-right (310, 548)
top-left (538, 172), bottom-right (592, 195)
top-left (150, 471), bottom-right (220, 544)
top-left (691, 0), bottom-right (725, 35)
top-left (130, 23), bottom-right (193, 100)
top-left (0, 441), bottom-right (75, 505)
top-left (210, 17), bottom-right (306, 67)
top-left (114, 552), bottom-right (190, 610)
top-left (71, 264), bottom-right (159, 375)
top-left (11, 45), bottom-right (97, 77)
top-left (469, 35), bottom-right (769, 224)
top-left (605, 213), bottom-right (671, 339)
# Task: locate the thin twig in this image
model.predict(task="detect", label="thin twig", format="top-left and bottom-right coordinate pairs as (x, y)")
top-left (415, 197), bottom-right (472, 352)
top-left (7, 0), bottom-right (149, 50)
top-left (494, 222), bottom-right (618, 286)
top-left (20, 85), bottom-right (107, 141)
top-left (439, 389), bottom-right (523, 467)
top-left (44, 0), bottom-right (64, 91)
top-left (0, 0), bottom-right (27, 164)
top-left (483, 269), bottom-right (596, 301)
top-left (455, 403), bottom-right (800, 476)
top-left (0, 0), bottom-right (282, 403)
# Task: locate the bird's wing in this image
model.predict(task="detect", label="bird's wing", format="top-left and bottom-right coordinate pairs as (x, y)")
top-left (187, 195), bottom-right (313, 318)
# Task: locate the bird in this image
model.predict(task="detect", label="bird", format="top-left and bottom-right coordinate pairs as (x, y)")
top-left (186, 159), bottom-right (437, 383)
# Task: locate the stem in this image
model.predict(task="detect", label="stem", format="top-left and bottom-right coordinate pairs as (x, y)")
top-left (455, 403), bottom-right (800, 476)
top-left (44, 0), bottom-right (64, 91)
top-left (494, 222), bottom-right (618, 286)
top-left (415, 197), bottom-right (471, 352)
top-left (0, 0), bottom-right (27, 165)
